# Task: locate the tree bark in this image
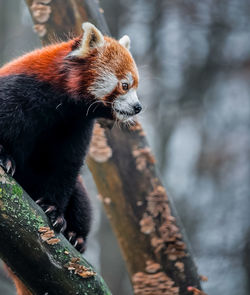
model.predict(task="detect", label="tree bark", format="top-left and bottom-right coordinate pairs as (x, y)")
top-left (87, 121), bottom-right (203, 295)
top-left (0, 167), bottom-right (111, 295)
top-left (23, 1), bottom-right (204, 294)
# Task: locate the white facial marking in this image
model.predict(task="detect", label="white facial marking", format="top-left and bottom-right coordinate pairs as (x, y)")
top-left (126, 73), bottom-right (134, 86)
top-left (89, 71), bottom-right (118, 99)
top-left (120, 89), bottom-right (139, 106)
top-left (113, 89), bottom-right (140, 122)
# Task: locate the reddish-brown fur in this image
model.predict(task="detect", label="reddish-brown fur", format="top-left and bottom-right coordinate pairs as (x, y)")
top-left (0, 36), bottom-right (138, 100)
top-left (101, 37), bottom-right (139, 87)
top-left (0, 41), bottom-right (73, 81)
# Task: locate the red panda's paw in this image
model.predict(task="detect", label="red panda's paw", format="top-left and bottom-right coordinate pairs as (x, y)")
top-left (67, 232), bottom-right (86, 253)
top-left (0, 145), bottom-right (16, 176)
top-left (36, 199), bottom-right (67, 233)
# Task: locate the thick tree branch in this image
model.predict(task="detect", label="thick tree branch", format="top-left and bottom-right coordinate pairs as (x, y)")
top-left (87, 122), bottom-right (203, 295)
top-left (0, 167), bottom-right (111, 295)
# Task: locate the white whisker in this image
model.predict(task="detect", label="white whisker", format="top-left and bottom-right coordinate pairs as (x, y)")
top-left (86, 100), bottom-right (101, 116)
top-left (56, 103), bottom-right (62, 110)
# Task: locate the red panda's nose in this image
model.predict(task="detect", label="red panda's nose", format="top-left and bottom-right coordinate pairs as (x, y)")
top-left (133, 103), bottom-right (142, 114)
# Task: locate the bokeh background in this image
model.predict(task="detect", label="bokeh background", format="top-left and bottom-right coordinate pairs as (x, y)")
top-left (0, 0), bottom-right (249, 294)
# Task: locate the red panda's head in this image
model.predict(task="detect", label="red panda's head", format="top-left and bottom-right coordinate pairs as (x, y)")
top-left (66, 22), bottom-right (141, 122)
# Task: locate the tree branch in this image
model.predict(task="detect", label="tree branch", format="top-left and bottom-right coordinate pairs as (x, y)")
top-left (0, 167), bottom-right (111, 295)
top-left (87, 122), bottom-right (203, 295)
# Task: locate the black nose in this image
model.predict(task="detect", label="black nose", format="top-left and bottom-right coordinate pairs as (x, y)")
top-left (133, 103), bottom-right (142, 114)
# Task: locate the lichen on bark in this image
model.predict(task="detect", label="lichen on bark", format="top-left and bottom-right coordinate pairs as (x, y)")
top-left (89, 123), bottom-right (112, 163)
top-left (132, 271), bottom-right (179, 295)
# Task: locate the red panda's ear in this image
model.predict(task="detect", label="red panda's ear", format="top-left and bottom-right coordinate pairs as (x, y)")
top-left (119, 35), bottom-right (131, 50)
top-left (70, 22), bottom-right (105, 57)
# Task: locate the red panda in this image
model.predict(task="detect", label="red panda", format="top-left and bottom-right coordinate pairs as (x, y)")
top-left (0, 22), bottom-right (141, 295)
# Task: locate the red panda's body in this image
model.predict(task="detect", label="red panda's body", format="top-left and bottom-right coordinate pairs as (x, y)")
top-left (0, 22), bottom-right (141, 295)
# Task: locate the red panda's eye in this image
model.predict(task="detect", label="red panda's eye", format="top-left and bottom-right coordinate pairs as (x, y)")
top-left (122, 83), bottom-right (129, 91)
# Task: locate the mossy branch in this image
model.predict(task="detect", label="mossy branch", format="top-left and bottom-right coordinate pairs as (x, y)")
top-left (0, 167), bottom-right (111, 295)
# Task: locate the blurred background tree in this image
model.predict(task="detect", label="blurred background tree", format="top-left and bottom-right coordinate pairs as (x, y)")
top-left (0, 0), bottom-right (249, 294)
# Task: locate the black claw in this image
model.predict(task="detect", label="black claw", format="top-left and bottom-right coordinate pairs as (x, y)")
top-left (53, 216), bottom-right (67, 233)
top-left (67, 232), bottom-right (86, 253)
top-left (11, 166), bottom-right (16, 176)
top-left (44, 205), bottom-right (56, 214)
top-left (67, 232), bottom-right (76, 243)
top-left (35, 198), bottom-right (44, 205)
top-left (75, 237), bottom-right (86, 253)
top-left (0, 148), bottom-right (16, 176)
top-left (37, 201), bottom-right (66, 233)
